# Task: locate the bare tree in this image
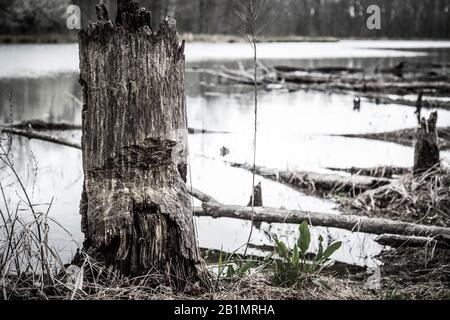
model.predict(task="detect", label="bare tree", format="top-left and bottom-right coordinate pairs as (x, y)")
top-left (234, 0), bottom-right (270, 256)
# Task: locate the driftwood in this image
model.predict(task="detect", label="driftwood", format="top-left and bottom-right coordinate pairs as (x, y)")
top-left (228, 162), bottom-right (391, 195)
top-left (198, 61), bottom-right (450, 97)
top-left (194, 202), bottom-right (450, 238)
top-left (374, 234), bottom-right (450, 249)
top-left (414, 112), bottom-right (440, 174)
top-left (78, 1), bottom-right (203, 285)
top-left (0, 127), bottom-right (82, 149)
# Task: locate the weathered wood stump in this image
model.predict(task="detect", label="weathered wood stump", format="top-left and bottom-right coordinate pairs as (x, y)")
top-left (247, 182), bottom-right (263, 207)
top-left (414, 112), bottom-right (440, 174)
top-left (78, 0), bottom-right (202, 287)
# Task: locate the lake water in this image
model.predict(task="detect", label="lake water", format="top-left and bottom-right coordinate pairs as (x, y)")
top-left (1, 40), bottom-right (450, 269)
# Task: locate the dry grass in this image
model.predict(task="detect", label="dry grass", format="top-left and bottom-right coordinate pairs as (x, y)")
top-left (208, 273), bottom-right (376, 300)
top-left (337, 167), bottom-right (450, 300)
top-left (341, 166), bottom-right (450, 227)
top-left (378, 246), bottom-right (450, 300)
top-left (3, 259), bottom-right (377, 301)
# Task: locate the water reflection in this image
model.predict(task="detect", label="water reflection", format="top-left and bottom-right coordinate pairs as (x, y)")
top-left (1, 41), bottom-right (450, 268)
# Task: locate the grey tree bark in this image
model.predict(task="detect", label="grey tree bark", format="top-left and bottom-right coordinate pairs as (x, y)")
top-left (78, 0), bottom-right (202, 287)
top-left (414, 111), bottom-right (440, 174)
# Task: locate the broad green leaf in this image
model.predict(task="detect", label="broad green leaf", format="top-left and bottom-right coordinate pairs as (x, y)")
top-left (275, 239), bottom-right (290, 261)
top-left (298, 221), bottom-right (311, 254)
top-left (292, 245), bottom-right (300, 268)
top-left (322, 241), bottom-right (342, 260)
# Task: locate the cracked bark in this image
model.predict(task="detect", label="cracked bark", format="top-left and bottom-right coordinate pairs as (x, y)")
top-left (78, 0), bottom-right (202, 287)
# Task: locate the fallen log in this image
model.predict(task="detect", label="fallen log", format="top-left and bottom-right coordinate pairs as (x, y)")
top-left (0, 127), bottom-right (82, 150)
top-left (4, 120), bottom-right (226, 135)
top-left (6, 120), bottom-right (82, 131)
top-left (200, 62), bottom-right (450, 96)
top-left (188, 128), bottom-right (230, 134)
top-left (362, 94), bottom-right (450, 111)
top-left (375, 234), bottom-right (450, 249)
top-left (326, 166), bottom-right (410, 179)
top-left (194, 202), bottom-right (450, 238)
top-left (274, 65), bottom-right (363, 74)
top-left (190, 187), bottom-right (220, 205)
top-left (1, 125), bottom-right (228, 150)
top-left (228, 162), bottom-right (391, 195)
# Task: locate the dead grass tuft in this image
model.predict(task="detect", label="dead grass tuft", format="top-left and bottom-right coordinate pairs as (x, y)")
top-left (341, 166), bottom-right (450, 227)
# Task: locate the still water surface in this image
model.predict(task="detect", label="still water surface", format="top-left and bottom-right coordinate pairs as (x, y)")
top-left (1, 41), bottom-right (450, 268)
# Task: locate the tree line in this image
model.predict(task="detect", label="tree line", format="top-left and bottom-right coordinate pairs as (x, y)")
top-left (0, 0), bottom-right (449, 39)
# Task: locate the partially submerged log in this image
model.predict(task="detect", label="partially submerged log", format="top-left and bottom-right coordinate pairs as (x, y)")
top-left (0, 127), bottom-right (82, 149)
top-left (362, 93), bottom-right (450, 111)
top-left (229, 162), bottom-right (391, 195)
top-left (188, 128), bottom-right (230, 134)
top-left (78, 1), bottom-right (203, 286)
top-left (375, 234), bottom-right (450, 249)
top-left (198, 61), bottom-right (450, 96)
top-left (4, 120), bottom-right (224, 135)
top-left (6, 120), bottom-right (82, 131)
top-left (326, 166), bottom-right (410, 179)
top-left (414, 112), bottom-right (440, 174)
top-left (194, 202), bottom-right (450, 238)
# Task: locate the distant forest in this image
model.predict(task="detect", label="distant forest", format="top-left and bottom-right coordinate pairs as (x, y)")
top-left (0, 0), bottom-right (449, 39)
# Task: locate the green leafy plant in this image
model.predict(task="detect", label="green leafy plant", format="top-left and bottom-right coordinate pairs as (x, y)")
top-left (271, 221), bottom-right (342, 287)
top-left (214, 248), bottom-right (259, 284)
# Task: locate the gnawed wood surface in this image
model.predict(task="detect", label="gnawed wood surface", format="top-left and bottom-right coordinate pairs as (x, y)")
top-left (78, 1), bottom-right (202, 286)
top-left (228, 162), bottom-right (391, 195)
top-left (193, 202), bottom-right (450, 238)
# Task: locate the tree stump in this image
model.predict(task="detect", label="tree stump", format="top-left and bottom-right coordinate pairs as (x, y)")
top-left (414, 112), bottom-right (440, 174)
top-left (247, 182), bottom-right (263, 207)
top-left (78, 0), bottom-right (202, 287)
